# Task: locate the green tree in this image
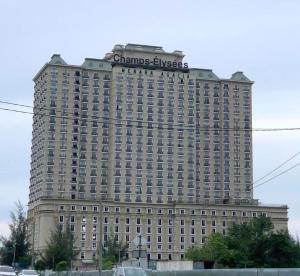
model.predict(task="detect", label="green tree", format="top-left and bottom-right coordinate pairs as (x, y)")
top-left (225, 216), bottom-right (274, 267)
top-left (199, 234), bottom-right (230, 261)
top-left (185, 246), bottom-right (202, 261)
top-left (264, 230), bottom-right (300, 268)
top-left (42, 224), bottom-right (77, 269)
top-left (34, 260), bottom-right (46, 271)
top-left (185, 234), bottom-right (235, 268)
top-left (55, 261), bottom-right (68, 271)
top-left (0, 201), bottom-right (30, 267)
top-left (101, 235), bottom-right (128, 269)
top-left (185, 216), bottom-right (300, 268)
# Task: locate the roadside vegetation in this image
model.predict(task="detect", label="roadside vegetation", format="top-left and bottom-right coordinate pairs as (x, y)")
top-left (185, 216), bottom-right (300, 268)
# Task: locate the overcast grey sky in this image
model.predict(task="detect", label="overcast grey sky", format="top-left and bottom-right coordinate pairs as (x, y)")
top-left (0, 0), bottom-right (300, 237)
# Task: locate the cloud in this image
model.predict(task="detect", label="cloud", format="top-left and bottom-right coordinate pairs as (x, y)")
top-left (289, 219), bottom-right (300, 239)
top-left (0, 221), bottom-right (10, 238)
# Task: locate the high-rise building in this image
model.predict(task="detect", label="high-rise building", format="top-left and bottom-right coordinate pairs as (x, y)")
top-left (28, 44), bottom-right (287, 266)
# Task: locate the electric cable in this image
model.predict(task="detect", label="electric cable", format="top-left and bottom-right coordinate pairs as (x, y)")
top-left (253, 152), bottom-right (300, 184)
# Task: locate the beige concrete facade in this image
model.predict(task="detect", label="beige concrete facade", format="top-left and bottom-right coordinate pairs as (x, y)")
top-left (28, 44), bottom-right (288, 265)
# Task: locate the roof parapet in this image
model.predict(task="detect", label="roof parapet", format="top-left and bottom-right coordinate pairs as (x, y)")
top-left (111, 43), bottom-right (184, 57)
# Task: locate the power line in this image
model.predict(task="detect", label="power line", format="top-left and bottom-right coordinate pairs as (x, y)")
top-left (1, 105), bottom-right (299, 191)
top-left (253, 152), bottom-right (300, 184)
top-left (2, 100), bottom-right (300, 132)
top-left (0, 99), bottom-right (254, 132)
top-left (0, 100), bottom-right (243, 132)
top-left (0, 107), bottom-right (34, 116)
top-left (254, 162), bottom-right (300, 189)
top-left (0, 100), bottom-right (32, 109)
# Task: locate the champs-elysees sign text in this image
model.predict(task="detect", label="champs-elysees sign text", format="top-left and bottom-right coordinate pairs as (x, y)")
top-left (113, 54), bottom-right (188, 69)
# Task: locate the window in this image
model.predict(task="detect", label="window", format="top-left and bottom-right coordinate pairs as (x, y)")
top-left (59, 215), bottom-right (64, 223)
top-left (80, 251), bottom-right (85, 259)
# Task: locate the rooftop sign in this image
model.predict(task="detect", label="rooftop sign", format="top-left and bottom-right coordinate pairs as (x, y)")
top-left (112, 54), bottom-right (188, 70)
